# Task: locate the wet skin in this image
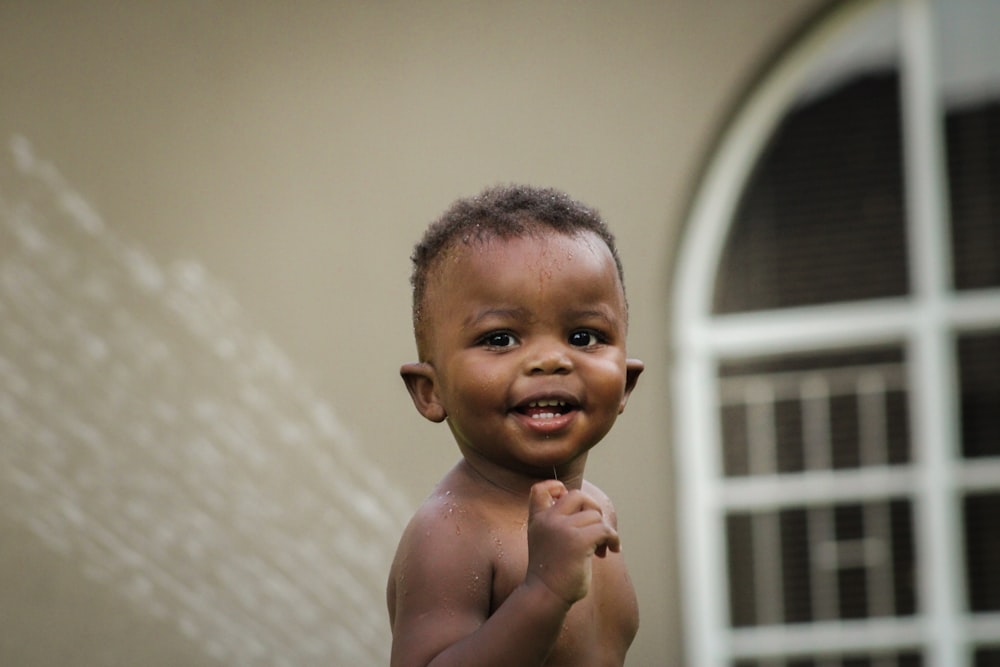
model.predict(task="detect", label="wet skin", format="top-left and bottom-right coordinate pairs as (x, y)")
top-left (389, 230), bottom-right (643, 666)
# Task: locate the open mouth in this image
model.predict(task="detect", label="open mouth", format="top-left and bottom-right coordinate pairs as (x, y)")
top-left (516, 399), bottom-right (576, 420)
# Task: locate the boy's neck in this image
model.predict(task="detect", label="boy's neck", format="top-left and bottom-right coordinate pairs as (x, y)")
top-left (458, 453), bottom-right (586, 499)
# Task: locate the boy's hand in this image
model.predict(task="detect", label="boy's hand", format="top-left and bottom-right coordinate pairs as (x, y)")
top-left (525, 479), bottom-right (620, 606)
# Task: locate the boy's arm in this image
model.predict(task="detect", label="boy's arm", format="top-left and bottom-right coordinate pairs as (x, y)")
top-left (388, 480), bottom-right (619, 667)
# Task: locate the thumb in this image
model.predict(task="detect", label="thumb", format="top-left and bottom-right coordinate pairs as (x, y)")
top-left (528, 479), bottom-right (567, 514)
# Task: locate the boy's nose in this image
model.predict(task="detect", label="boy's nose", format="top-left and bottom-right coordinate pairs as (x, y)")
top-left (526, 341), bottom-right (572, 375)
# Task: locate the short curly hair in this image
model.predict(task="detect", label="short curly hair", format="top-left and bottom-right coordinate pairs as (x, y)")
top-left (410, 184), bottom-right (626, 354)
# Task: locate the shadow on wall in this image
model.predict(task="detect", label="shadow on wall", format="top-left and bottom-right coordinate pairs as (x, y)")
top-left (0, 136), bottom-right (410, 665)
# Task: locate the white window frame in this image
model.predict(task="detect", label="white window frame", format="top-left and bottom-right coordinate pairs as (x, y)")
top-left (672, 1), bottom-right (1000, 666)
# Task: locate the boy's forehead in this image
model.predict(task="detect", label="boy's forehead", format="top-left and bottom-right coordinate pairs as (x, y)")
top-left (424, 230), bottom-right (625, 311)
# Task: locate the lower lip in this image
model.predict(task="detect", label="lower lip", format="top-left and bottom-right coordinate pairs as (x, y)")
top-left (514, 410), bottom-right (576, 434)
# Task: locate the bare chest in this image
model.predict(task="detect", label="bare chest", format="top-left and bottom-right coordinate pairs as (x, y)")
top-left (488, 527), bottom-right (639, 666)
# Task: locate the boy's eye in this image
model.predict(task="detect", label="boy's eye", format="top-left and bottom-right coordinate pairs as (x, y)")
top-left (482, 332), bottom-right (517, 348)
top-left (568, 330), bottom-right (601, 347)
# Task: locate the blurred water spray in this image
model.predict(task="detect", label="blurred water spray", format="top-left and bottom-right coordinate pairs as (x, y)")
top-left (0, 136), bottom-right (410, 665)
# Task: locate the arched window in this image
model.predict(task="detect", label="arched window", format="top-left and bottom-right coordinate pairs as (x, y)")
top-left (672, 1), bottom-right (1000, 666)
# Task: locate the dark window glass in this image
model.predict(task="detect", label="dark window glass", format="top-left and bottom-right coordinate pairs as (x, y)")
top-left (958, 331), bottom-right (1000, 458)
top-left (830, 393), bottom-right (862, 470)
top-left (946, 100), bottom-right (1000, 290)
top-left (890, 500), bottom-right (918, 617)
top-left (964, 492), bottom-right (1000, 612)
top-left (885, 389), bottom-right (911, 465)
top-left (976, 646), bottom-right (1000, 667)
top-left (788, 657), bottom-right (815, 667)
top-left (775, 398), bottom-right (806, 474)
top-left (781, 508), bottom-right (812, 623)
top-left (842, 659), bottom-right (870, 667)
top-left (713, 72), bottom-right (909, 314)
top-left (726, 513), bottom-right (757, 627)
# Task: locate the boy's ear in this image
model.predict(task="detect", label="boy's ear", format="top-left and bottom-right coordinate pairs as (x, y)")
top-left (618, 358), bottom-right (644, 414)
top-left (400, 362), bottom-right (447, 423)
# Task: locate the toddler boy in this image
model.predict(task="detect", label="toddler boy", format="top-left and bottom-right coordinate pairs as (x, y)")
top-left (387, 184), bottom-right (643, 666)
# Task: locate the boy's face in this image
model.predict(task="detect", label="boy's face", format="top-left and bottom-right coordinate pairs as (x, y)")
top-left (403, 229), bottom-right (642, 478)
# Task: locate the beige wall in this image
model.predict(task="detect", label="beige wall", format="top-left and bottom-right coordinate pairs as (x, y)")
top-left (0, 1), bottom-right (825, 664)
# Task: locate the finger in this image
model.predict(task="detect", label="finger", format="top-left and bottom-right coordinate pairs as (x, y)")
top-left (577, 522), bottom-right (621, 557)
top-left (529, 479), bottom-right (567, 514)
top-left (567, 508), bottom-right (608, 528)
top-left (551, 489), bottom-right (604, 516)
top-left (603, 519), bottom-right (622, 554)
top-left (579, 511), bottom-right (621, 553)
top-left (595, 538), bottom-right (623, 557)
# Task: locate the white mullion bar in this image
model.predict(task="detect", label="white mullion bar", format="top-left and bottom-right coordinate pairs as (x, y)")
top-left (728, 616), bottom-right (923, 659)
top-left (858, 372), bottom-right (889, 468)
top-left (949, 289), bottom-right (1000, 330)
top-left (802, 377), bottom-right (838, 628)
top-left (900, 1), bottom-right (965, 666)
top-left (966, 612), bottom-right (1000, 645)
top-left (801, 374), bottom-right (832, 472)
top-left (809, 505), bottom-right (838, 623)
top-left (673, 329), bottom-right (729, 667)
top-left (705, 291), bottom-right (1000, 359)
top-left (747, 381), bottom-right (777, 476)
top-left (865, 500), bottom-right (896, 618)
top-left (706, 298), bottom-right (914, 357)
top-left (722, 468), bottom-right (915, 510)
top-left (955, 459), bottom-right (1000, 491)
top-left (753, 511), bottom-right (784, 626)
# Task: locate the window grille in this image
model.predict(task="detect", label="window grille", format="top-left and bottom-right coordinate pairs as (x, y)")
top-left (673, 2), bottom-right (1000, 666)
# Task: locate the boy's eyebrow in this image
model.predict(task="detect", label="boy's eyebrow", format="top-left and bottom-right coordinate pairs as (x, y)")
top-left (464, 307), bottom-right (531, 329)
top-left (567, 307), bottom-right (618, 323)
top-left (464, 306), bottom-right (621, 329)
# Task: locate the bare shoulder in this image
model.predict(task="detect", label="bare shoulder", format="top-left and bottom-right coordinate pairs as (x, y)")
top-left (581, 479), bottom-right (619, 527)
top-left (387, 481), bottom-right (494, 612)
top-left (386, 475), bottom-right (499, 664)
